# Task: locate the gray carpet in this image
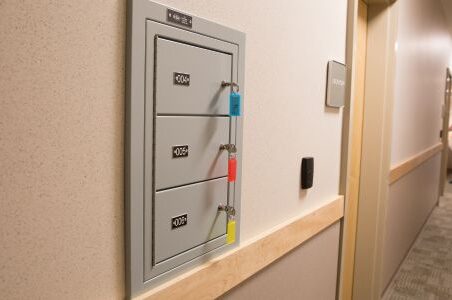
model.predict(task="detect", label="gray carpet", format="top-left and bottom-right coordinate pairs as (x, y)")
top-left (383, 201), bottom-right (452, 300)
top-left (444, 172), bottom-right (452, 195)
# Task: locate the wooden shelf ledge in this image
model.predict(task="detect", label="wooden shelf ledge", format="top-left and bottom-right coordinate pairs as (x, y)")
top-left (389, 143), bottom-right (443, 185)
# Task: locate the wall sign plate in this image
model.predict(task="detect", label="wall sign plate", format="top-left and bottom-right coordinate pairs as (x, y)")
top-left (326, 60), bottom-right (347, 108)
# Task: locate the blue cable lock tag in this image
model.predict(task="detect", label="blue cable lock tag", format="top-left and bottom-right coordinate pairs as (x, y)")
top-left (229, 92), bottom-right (241, 116)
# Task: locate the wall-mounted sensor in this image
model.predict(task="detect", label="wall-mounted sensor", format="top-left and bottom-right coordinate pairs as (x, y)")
top-left (301, 157), bottom-right (314, 189)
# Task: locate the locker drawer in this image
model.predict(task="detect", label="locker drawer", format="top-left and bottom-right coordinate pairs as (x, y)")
top-left (154, 177), bottom-right (227, 263)
top-left (155, 38), bottom-right (232, 115)
top-left (155, 116), bottom-right (229, 190)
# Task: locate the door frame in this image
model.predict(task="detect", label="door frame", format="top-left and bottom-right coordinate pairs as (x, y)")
top-left (337, 1), bottom-right (367, 299)
top-left (439, 68), bottom-right (452, 198)
top-left (339, 1), bottom-right (398, 299)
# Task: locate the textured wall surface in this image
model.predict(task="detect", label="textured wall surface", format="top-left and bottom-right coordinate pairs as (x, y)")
top-left (0, 1), bottom-right (126, 299)
top-left (0, 0), bottom-right (347, 298)
top-left (383, 0), bottom-right (451, 293)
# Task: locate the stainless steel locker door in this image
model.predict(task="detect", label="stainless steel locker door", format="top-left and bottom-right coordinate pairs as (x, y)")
top-left (155, 38), bottom-right (232, 115)
top-left (155, 116), bottom-right (229, 190)
top-left (154, 177), bottom-right (228, 263)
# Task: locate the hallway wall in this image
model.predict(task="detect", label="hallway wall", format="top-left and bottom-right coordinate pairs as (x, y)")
top-left (222, 222), bottom-right (341, 300)
top-left (0, 0), bottom-right (347, 299)
top-left (382, 0), bottom-right (452, 292)
top-left (383, 156), bottom-right (441, 290)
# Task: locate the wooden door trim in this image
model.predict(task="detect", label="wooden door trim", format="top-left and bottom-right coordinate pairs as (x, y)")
top-left (352, 3), bottom-right (398, 299)
top-left (338, 0), bottom-right (367, 299)
top-left (339, 1), bottom-right (398, 299)
top-left (439, 68), bottom-right (452, 197)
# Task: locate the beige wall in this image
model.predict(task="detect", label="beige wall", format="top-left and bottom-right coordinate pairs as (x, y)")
top-left (0, 0), bottom-right (347, 299)
top-left (382, 0), bottom-right (451, 293)
top-left (390, 0), bottom-right (450, 164)
top-left (383, 156), bottom-right (441, 290)
top-left (0, 1), bottom-right (126, 299)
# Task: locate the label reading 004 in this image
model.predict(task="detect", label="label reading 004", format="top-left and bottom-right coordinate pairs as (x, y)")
top-left (173, 72), bottom-right (190, 86)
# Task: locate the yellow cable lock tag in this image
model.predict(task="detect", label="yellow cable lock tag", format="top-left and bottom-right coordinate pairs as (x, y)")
top-left (226, 219), bottom-right (236, 244)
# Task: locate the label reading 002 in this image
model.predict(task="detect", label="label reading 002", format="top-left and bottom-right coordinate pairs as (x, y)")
top-left (172, 145), bottom-right (189, 158)
top-left (171, 214), bottom-right (188, 229)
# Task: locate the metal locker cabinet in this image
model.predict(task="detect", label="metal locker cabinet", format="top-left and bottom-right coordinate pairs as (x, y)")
top-left (125, 2), bottom-right (245, 295)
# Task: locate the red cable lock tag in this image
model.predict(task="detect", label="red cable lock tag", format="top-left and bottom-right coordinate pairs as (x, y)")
top-left (228, 155), bottom-right (237, 182)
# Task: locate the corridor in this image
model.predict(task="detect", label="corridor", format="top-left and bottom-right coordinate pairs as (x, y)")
top-left (3, 0), bottom-right (452, 299)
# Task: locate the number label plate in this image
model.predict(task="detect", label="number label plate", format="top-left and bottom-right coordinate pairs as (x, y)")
top-left (173, 72), bottom-right (190, 86)
top-left (167, 9), bottom-right (193, 28)
top-left (172, 145), bottom-right (189, 158)
top-left (171, 214), bottom-right (188, 229)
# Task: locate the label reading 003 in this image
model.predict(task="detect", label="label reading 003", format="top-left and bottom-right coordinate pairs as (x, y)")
top-left (172, 145), bottom-right (189, 158)
top-left (171, 214), bottom-right (188, 229)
